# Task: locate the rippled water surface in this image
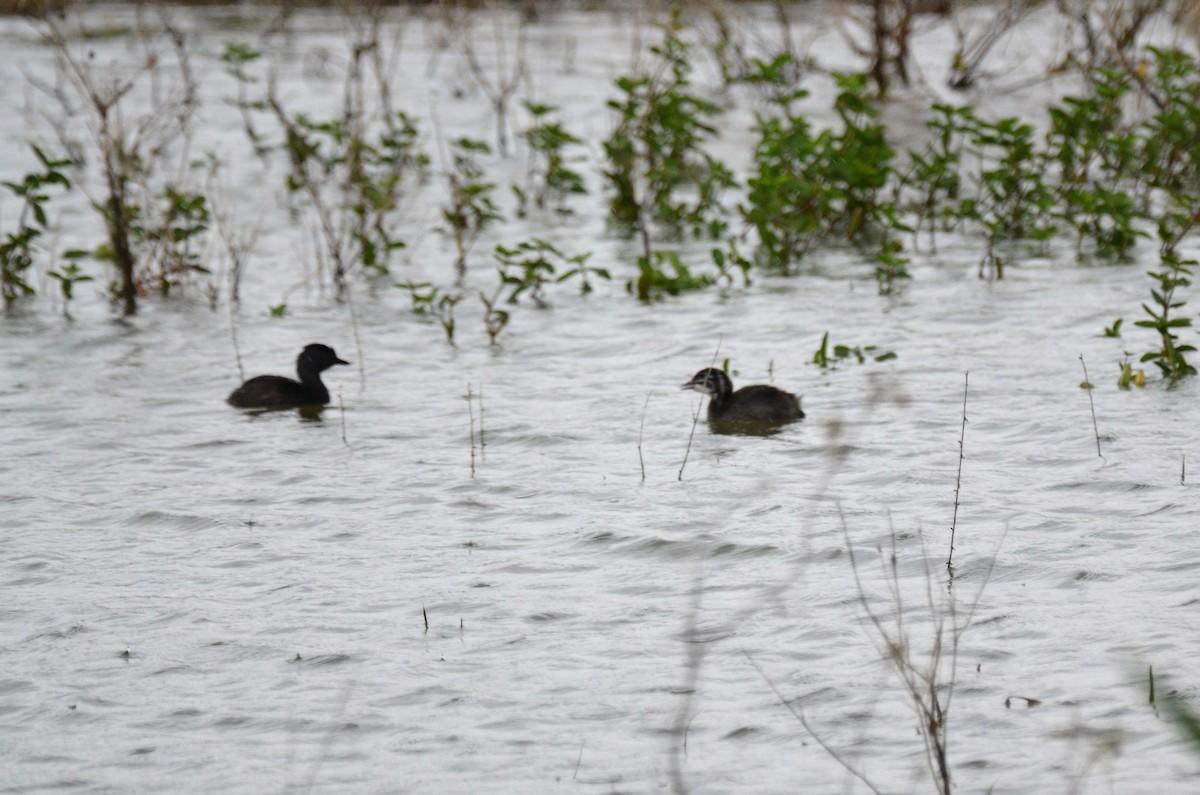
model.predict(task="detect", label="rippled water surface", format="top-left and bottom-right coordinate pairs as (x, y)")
top-left (2, 4), bottom-right (1200, 794)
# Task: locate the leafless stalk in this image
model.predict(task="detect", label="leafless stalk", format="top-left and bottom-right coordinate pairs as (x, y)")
top-left (843, 516), bottom-right (999, 795)
top-left (338, 387), bottom-right (349, 448)
top-left (478, 383), bottom-right (486, 459)
top-left (342, 280), bottom-right (366, 392)
top-left (264, 6), bottom-right (416, 298)
top-left (266, 81), bottom-right (351, 292)
top-left (466, 382), bottom-right (477, 478)
top-left (678, 400), bottom-right (702, 482)
top-left (668, 573), bottom-right (706, 795)
top-left (207, 165), bottom-right (265, 307)
top-left (572, 739), bottom-right (584, 781)
top-left (637, 393), bottom-right (651, 483)
top-left (296, 680), bottom-right (355, 794)
top-left (949, 0), bottom-right (1041, 90)
top-left (1056, 0), bottom-right (1167, 82)
top-left (42, 6), bottom-right (196, 314)
top-left (679, 340), bottom-right (722, 481)
top-left (1079, 354), bottom-right (1103, 458)
top-left (459, 3), bottom-right (529, 157)
top-left (840, 0), bottom-right (915, 97)
top-left (745, 653), bottom-right (884, 795)
top-left (948, 371), bottom-right (968, 570)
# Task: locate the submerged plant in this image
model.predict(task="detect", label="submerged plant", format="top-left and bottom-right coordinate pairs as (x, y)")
top-left (1, 146), bottom-right (73, 307)
top-left (479, 281), bottom-right (510, 345)
top-left (964, 115), bottom-right (1057, 278)
top-left (1140, 48), bottom-right (1200, 196)
top-left (811, 331), bottom-right (896, 368)
top-left (603, 16), bottom-right (734, 253)
top-left (395, 280), bottom-right (462, 344)
top-left (494, 238), bottom-right (606, 305)
top-left (514, 102), bottom-right (587, 216)
top-left (220, 42), bottom-right (266, 153)
top-left (874, 237), bottom-right (911, 294)
top-left (442, 138), bottom-right (502, 279)
top-left (630, 251), bottom-right (713, 302)
top-left (47, 262), bottom-right (93, 315)
top-left (272, 103), bottom-right (427, 284)
top-left (1116, 355), bottom-right (1145, 390)
top-left (742, 72), bottom-right (896, 272)
top-left (1045, 69), bottom-right (1143, 259)
top-left (899, 104), bottom-right (973, 251)
top-left (1134, 251), bottom-right (1196, 382)
top-left (140, 187), bottom-right (210, 296)
top-left (44, 11), bottom-right (198, 315)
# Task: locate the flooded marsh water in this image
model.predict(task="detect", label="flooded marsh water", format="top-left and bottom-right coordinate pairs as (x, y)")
top-left (1, 3), bottom-right (1200, 794)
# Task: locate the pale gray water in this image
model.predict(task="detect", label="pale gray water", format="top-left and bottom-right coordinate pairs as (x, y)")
top-left (1, 4), bottom-right (1199, 794)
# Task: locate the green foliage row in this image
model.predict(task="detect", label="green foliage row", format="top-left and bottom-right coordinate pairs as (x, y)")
top-left (3, 19), bottom-right (1197, 378)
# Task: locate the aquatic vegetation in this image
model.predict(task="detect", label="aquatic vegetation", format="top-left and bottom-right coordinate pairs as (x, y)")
top-left (631, 251), bottom-right (713, 302)
top-left (964, 114), bottom-right (1058, 278)
top-left (810, 331), bottom-right (897, 369)
top-left (742, 72), bottom-right (896, 272)
top-left (899, 104), bottom-right (972, 252)
top-left (219, 42), bottom-right (266, 154)
top-left (494, 238), bottom-right (605, 305)
top-left (1140, 48), bottom-right (1200, 195)
top-left (47, 263), bottom-right (93, 316)
top-left (457, 10), bottom-right (527, 158)
top-left (140, 188), bottom-right (210, 297)
top-left (441, 138), bottom-right (502, 279)
top-left (513, 101), bottom-right (588, 216)
top-left (268, 97), bottom-right (428, 284)
top-left (874, 237), bottom-right (911, 294)
top-left (242, 18), bottom-right (429, 291)
top-left (1045, 70), bottom-right (1143, 259)
top-left (602, 17), bottom-right (734, 248)
top-left (479, 281), bottom-right (510, 345)
top-left (851, 0), bottom-right (916, 97)
top-left (1116, 355), bottom-right (1146, 390)
top-left (40, 12), bottom-right (202, 316)
top-left (1, 147), bottom-right (73, 308)
top-left (395, 281), bottom-right (462, 345)
top-left (1134, 251), bottom-right (1196, 383)
top-left (0, 1), bottom-right (1197, 386)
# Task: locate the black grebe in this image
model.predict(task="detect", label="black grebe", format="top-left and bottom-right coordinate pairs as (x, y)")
top-left (227, 344), bottom-right (349, 409)
top-left (681, 367), bottom-right (804, 422)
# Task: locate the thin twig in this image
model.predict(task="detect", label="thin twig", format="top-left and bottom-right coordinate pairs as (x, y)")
top-left (744, 652), bottom-right (884, 795)
top-left (1079, 354), bottom-right (1102, 458)
top-left (344, 281), bottom-right (366, 392)
top-left (338, 387), bottom-right (349, 448)
top-left (678, 400), bottom-right (702, 482)
top-left (679, 340), bottom-right (723, 481)
top-left (228, 307), bottom-right (244, 383)
top-left (573, 739), bottom-right (585, 781)
top-left (479, 383), bottom-right (486, 458)
top-left (467, 383), bottom-right (477, 478)
top-left (668, 572), bottom-right (706, 795)
top-left (299, 680), bottom-right (355, 793)
top-left (638, 393), bottom-right (651, 483)
top-left (948, 372), bottom-right (968, 570)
